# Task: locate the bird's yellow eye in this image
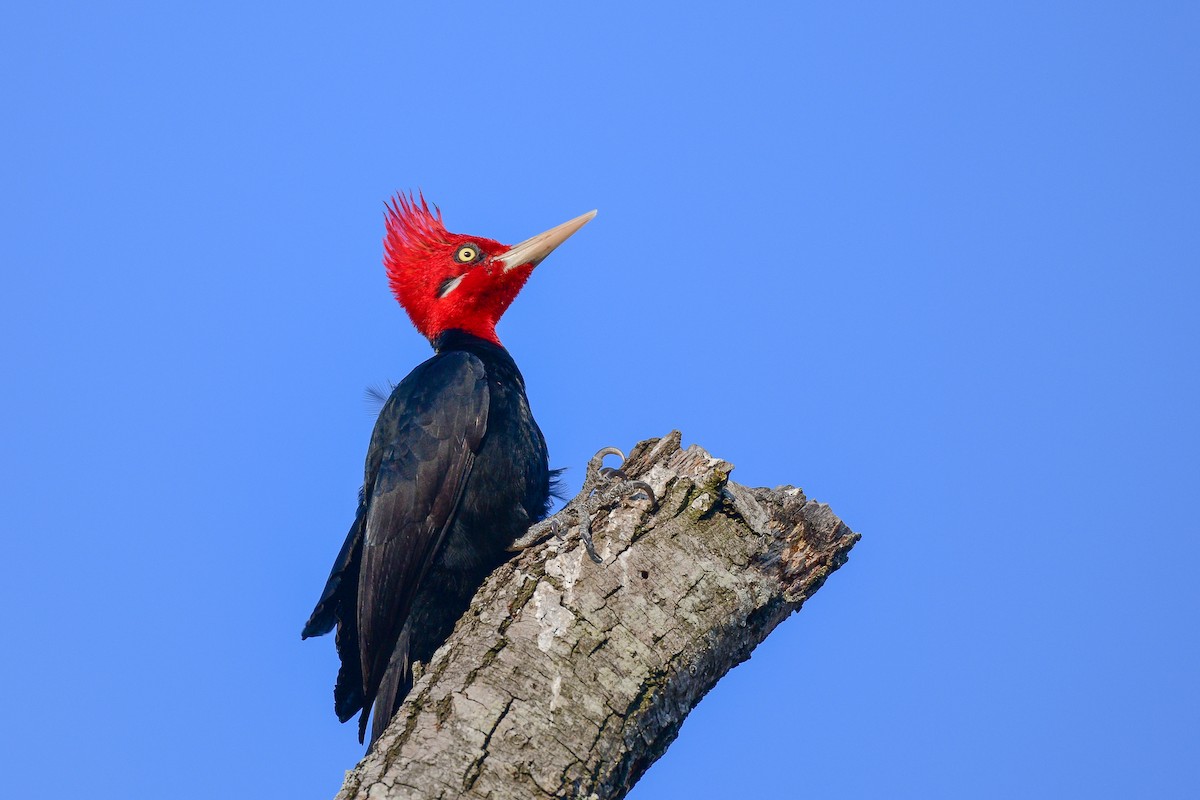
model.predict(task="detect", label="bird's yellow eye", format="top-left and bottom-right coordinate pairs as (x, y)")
top-left (454, 244), bottom-right (480, 264)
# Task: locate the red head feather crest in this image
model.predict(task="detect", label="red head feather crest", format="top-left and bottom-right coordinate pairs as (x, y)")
top-left (381, 192), bottom-right (596, 345)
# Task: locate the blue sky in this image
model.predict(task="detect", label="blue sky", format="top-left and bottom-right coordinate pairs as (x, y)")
top-left (2, 2), bottom-right (1198, 797)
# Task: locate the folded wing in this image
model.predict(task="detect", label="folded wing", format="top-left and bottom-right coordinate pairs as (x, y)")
top-left (355, 351), bottom-right (490, 739)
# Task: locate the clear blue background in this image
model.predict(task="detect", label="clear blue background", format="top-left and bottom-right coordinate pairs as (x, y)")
top-left (2, 2), bottom-right (1197, 797)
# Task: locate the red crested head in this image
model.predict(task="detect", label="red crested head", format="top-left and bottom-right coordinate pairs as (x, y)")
top-left (383, 193), bottom-right (596, 346)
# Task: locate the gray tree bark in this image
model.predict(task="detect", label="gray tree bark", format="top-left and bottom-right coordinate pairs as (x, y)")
top-left (335, 431), bottom-right (860, 800)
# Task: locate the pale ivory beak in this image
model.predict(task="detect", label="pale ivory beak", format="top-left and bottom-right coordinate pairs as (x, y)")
top-left (496, 210), bottom-right (598, 272)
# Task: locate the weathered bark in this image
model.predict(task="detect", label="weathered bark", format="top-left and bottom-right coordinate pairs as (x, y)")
top-left (335, 431), bottom-right (860, 800)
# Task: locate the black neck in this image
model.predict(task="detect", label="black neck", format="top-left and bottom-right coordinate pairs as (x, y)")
top-left (432, 329), bottom-right (525, 386)
top-left (432, 329), bottom-right (507, 357)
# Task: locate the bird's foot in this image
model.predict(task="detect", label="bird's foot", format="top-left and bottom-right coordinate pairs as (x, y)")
top-left (508, 446), bottom-right (656, 561)
top-left (567, 446), bottom-right (657, 563)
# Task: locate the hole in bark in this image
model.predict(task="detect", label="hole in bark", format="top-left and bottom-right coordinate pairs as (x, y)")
top-left (640, 570), bottom-right (649, 579)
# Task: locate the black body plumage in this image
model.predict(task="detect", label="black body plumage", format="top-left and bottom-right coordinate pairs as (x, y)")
top-left (303, 329), bottom-right (551, 744)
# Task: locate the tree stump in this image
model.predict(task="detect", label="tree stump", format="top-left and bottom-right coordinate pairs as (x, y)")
top-left (334, 431), bottom-right (861, 799)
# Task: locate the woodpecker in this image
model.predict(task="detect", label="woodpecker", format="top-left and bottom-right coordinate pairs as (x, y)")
top-left (302, 194), bottom-right (596, 745)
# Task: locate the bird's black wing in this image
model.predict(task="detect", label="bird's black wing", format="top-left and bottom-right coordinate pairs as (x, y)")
top-left (302, 499), bottom-right (365, 640)
top-left (356, 351), bottom-right (489, 734)
top-left (301, 498), bottom-right (368, 722)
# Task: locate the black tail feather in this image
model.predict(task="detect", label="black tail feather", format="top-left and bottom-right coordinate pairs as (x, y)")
top-left (363, 628), bottom-right (412, 745)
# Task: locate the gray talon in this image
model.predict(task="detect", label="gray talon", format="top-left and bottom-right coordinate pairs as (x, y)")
top-left (528, 446), bottom-right (657, 563)
top-left (625, 480), bottom-right (658, 510)
top-left (579, 518), bottom-right (603, 563)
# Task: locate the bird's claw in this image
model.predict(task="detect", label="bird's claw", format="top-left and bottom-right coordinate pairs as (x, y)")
top-left (579, 520), bottom-right (603, 564)
top-left (509, 446), bottom-right (656, 561)
top-left (573, 446), bottom-right (657, 563)
top-left (624, 480), bottom-right (658, 511)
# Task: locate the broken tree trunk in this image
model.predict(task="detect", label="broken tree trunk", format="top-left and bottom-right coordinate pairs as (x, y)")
top-left (335, 431), bottom-right (860, 800)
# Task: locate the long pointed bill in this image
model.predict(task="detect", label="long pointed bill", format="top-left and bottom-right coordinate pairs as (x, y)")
top-left (496, 209), bottom-right (597, 272)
